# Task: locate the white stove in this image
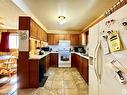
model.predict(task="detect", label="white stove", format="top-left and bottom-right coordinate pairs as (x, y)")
top-left (58, 40), bottom-right (71, 67)
top-left (58, 50), bottom-right (71, 67)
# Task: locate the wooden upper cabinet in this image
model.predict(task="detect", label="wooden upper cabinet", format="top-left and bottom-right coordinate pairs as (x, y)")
top-left (47, 34), bottom-right (80, 45)
top-left (40, 30), bottom-right (43, 41)
top-left (30, 20), bottom-right (38, 39)
top-left (37, 27), bottom-right (41, 40)
top-left (43, 32), bottom-right (47, 42)
top-left (59, 34), bottom-right (64, 40)
top-left (30, 19), bottom-right (47, 42)
top-left (64, 34), bottom-right (70, 40)
top-left (70, 34), bottom-right (79, 45)
top-left (48, 34), bottom-right (54, 45)
top-left (79, 34), bottom-right (82, 46)
top-left (54, 34), bottom-right (59, 45)
top-left (41, 31), bottom-right (44, 41)
top-left (38, 27), bottom-right (47, 42)
top-left (48, 34), bottom-right (60, 45)
top-left (85, 31), bottom-right (89, 45)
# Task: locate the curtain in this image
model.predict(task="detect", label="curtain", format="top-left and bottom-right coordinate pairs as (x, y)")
top-left (0, 32), bottom-right (10, 52)
top-left (0, 32), bottom-right (1, 44)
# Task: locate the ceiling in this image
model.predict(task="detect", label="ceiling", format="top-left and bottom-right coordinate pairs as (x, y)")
top-left (22, 0), bottom-right (117, 31)
top-left (0, 0), bottom-right (118, 32)
top-left (0, 0), bottom-right (26, 29)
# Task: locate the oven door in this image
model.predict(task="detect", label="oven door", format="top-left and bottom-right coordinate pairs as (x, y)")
top-left (58, 50), bottom-right (71, 67)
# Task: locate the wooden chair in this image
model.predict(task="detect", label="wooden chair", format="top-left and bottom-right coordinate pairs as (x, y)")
top-left (3, 55), bottom-right (17, 77)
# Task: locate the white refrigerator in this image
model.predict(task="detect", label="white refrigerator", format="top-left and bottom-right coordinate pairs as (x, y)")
top-left (89, 5), bottom-right (127, 95)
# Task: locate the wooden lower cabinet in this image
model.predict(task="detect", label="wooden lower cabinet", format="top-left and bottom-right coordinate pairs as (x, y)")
top-left (29, 54), bottom-right (50, 88)
top-left (45, 54), bottom-right (50, 71)
top-left (50, 53), bottom-right (58, 67)
top-left (29, 59), bottom-right (39, 88)
top-left (17, 52), bottom-right (29, 89)
top-left (78, 55), bottom-right (83, 75)
top-left (71, 53), bottom-right (88, 83)
top-left (82, 58), bottom-right (88, 83)
top-left (75, 54), bottom-right (80, 71)
top-left (71, 53), bottom-right (76, 67)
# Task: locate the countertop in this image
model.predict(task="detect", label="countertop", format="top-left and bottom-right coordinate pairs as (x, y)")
top-left (29, 51), bottom-right (89, 60)
top-left (50, 51), bottom-right (59, 53)
top-left (71, 52), bottom-right (89, 59)
top-left (29, 52), bottom-right (50, 59)
top-left (29, 51), bottom-right (58, 59)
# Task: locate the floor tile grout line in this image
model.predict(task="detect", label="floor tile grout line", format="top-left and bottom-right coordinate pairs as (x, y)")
top-left (70, 68), bottom-right (80, 95)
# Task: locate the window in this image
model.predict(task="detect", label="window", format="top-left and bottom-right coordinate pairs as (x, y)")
top-left (9, 34), bottom-right (19, 49)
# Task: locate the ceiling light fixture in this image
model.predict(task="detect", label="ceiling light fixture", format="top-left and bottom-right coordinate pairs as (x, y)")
top-left (58, 16), bottom-right (66, 24)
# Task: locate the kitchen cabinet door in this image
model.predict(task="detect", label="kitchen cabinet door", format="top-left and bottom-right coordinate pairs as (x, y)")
top-left (43, 32), bottom-right (47, 42)
top-left (70, 34), bottom-right (79, 45)
top-left (50, 53), bottom-right (58, 67)
top-left (79, 34), bottom-right (82, 46)
top-left (40, 30), bottom-right (43, 41)
top-left (44, 54), bottom-right (50, 72)
top-left (30, 20), bottom-right (38, 39)
top-left (44, 33), bottom-right (47, 42)
top-left (64, 34), bottom-right (70, 40)
top-left (37, 27), bottom-right (41, 40)
top-left (59, 34), bottom-right (64, 40)
top-left (79, 56), bottom-right (83, 75)
top-left (54, 34), bottom-right (59, 45)
top-left (85, 31), bottom-right (89, 45)
top-left (71, 53), bottom-right (76, 67)
top-left (40, 29), bottom-right (44, 41)
top-left (30, 19), bottom-right (47, 42)
top-left (82, 58), bottom-right (88, 83)
top-left (75, 54), bottom-right (80, 70)
top-left (29, 59), bottom-right (39, 88)
top-left (48, 34), bottom-right (54, 45)
top-left (76, 55), bottom-right (83, 74)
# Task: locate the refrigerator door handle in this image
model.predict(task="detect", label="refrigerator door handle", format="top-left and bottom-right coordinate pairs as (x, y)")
top-left (97, 44), bottom-right (103, 82)
top-left (94, 41), bottom-right (100, 80)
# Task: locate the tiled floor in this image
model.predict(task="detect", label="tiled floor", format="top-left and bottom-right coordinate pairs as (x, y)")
top-left (13, 67), bottom-right (88, 95)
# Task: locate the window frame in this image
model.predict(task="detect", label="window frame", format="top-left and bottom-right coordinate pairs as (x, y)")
top-left (9, 33), bottom-right (19, 49)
